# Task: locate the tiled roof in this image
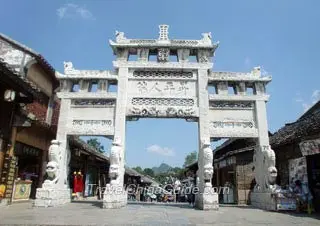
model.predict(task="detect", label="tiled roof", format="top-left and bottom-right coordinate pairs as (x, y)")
top-left (0, 33), bottom-right (58, 88)
top-left (69, 136), bottom-right (110, 162)
top-left (26, 102), bottom-right (47, 123)
top-left (270, 102), bottom-right (320, 147)
top-left (0, 58), bottom-right (47, 101)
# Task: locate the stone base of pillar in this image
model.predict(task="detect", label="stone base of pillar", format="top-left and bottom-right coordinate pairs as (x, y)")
top-left (0, 198), bottom-right (9, 207)
top-left (102, 186), bottom-right (127, 209)
top-left (250, 191), bottom-right (277, 211)
top-left (34, 188), bottom-right (71, 207)
top-left (195, 187), bottom-right (219, 210)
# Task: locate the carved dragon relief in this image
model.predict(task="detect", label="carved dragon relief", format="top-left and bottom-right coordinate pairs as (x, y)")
top-left (128, 106), bottom-right (196, 118)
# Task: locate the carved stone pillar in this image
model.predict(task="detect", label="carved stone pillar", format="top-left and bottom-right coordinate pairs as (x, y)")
top-left (60, 80), bottom-right (72, 92)
top-left (79, 79), bottom-right (90, 92)
top-left (98, 80), bottom-right (108, 92)
top-left (216, 82), bottom-right (228, 95)
top-left (103, 67), bottom-right (128, 209)
top-left (177, 49), bottom-right (190, 62)
top-left (250, 100), bottom-right (279, 210)
top-left (34, 99), bottom-right (71, 207)
top-left (236, 82), bottom-right (246, 95)
top-left (196, 69), bottom-right (219, 210)
top-left (137, 48), bottom-right (149, 62)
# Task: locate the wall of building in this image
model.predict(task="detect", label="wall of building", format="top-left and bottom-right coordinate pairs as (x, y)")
top-left (235, 151), bottom-right (254, 204)
top-left (16, 126), bottom-right (52, 151)
top-left (27, 64), bottom-right (53, 97)
top-left (274, 143), bottom-right (302, 187)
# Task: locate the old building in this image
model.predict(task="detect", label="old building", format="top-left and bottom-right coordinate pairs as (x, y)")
top-left (270, 100), bottom-right (320, 212)
top-left (0, 33), bottom-right (59, 204)
top-left (68, 136), bottom-right (110, 199)
top-left (213, 138), bottom-right (256, 204)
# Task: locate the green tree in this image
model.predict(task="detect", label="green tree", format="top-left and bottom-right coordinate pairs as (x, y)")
top-left (133, 166), bottom-right (143, 174)
top-left (172, 167), bottom-right (184, 179)
top-left (86, 138), bottom-right (104, 153)
top-left (183, 151), bottom-right (197, 167)
top-left (143, 168), bottom-right (154, 177)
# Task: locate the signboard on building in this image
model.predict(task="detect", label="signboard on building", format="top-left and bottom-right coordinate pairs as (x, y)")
top-left (288, 157), bottom-right (308, 184)
top-left (299, 138), bottom-right (320, 156)
top-left (0, 154), bottom-right (17, 202)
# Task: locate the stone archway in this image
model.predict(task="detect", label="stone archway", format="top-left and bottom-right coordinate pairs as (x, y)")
top-left (35, 25), bottom-right (277, 210)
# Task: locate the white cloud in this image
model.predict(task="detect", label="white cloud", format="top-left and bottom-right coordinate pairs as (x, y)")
top-left (244, 57), bottom-right (251, 67)
top-left (312, 90), bottom-right (320, 102)
top-left (57, 3), bottom-right (95, 20)
top-left (146, 145), bottom-right (175, 157)
top-left (295, 89), bottom-right (320, 112)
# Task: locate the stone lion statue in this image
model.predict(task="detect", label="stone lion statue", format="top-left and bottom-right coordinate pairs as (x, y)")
top-left (44, 161), bottom-right (59, 185)
top-left (44, 140), bottom-right (61, 186)
top-left (253, 145), bottom-right (278, 192)
top-left (200, 32), bottom-right (212, 44)
top-left (63, 61), bottom-right (73, 70)
top-left (115, 31), bottom-right (127, 43)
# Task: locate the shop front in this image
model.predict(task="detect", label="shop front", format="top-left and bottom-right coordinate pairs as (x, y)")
top-left (13, 142), bottom-right (43, 201)
top-left (69, 137), bottom-right (109, 200)
top-left (300, 138), bottom-right (320, 212)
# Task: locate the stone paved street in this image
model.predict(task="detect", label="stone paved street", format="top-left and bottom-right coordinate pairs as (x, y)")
top-left (0, 201), bottom-right (319, 226)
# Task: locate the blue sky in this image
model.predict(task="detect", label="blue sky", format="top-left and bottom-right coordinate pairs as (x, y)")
top-left (1, 0), bottom-right (319, 168)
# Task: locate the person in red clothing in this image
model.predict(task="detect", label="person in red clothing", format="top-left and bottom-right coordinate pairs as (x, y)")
top-left (73, 171), bottom-right (84, 199)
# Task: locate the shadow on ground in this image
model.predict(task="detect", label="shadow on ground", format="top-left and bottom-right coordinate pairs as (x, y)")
top-left (220, 204), bottom-right (320, 220)
top-left (128, 201), bottom-right (195, 209)
top-left (72, 200), bottom-right (195, 209)
top-left (71, 200), bottom-right (102, 208)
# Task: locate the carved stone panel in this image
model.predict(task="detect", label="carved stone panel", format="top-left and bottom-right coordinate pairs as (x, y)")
top-left (157, 48), bottom-right (170, 62)
top-left (132, 70), bottom-right (193, 79)
top-left (131, 98), bottom-right (195, 106)
top-left (72, 99), bottom-right (116, 108)
top-left (127, 106), bottom-right (197, 118)
top-left (209, 108), bottom-right (258, 138)
top-left (68, 120), bottom-right (114, 135)
top-left (67, 108), bottom-right (115, 135)
top-left (209, 101), bottom-right (254, 110)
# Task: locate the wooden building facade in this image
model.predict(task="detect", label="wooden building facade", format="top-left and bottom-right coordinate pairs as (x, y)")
top-left (0, 33), bottom-right (59, 204)
top-left (270, 100), bottom-right (320, 212)
top-left (213, 138), bottom-right (256, 204)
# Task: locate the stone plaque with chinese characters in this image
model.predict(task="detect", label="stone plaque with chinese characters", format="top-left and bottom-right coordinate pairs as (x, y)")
top-left (128, 80), bottom-right (196, 97)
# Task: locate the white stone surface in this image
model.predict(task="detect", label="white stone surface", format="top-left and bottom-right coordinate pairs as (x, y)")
top-left (250, 191), bottom-right (277, 211)
top-left (196, 189), bottom-right (219, 210)
top-left (36, 25), bottom-right (276, 211)
top-left (34, 188), bottom-right (71, 208)
top-left (102, 185), bottom-right (127, 209)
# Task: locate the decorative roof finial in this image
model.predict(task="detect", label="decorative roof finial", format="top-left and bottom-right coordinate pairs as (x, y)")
top-left (158, 24), bottom-right (169, 41)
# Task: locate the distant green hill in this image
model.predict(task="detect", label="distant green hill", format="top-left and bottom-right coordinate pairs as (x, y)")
top-left (152, 163), bottom-right (172, 175)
